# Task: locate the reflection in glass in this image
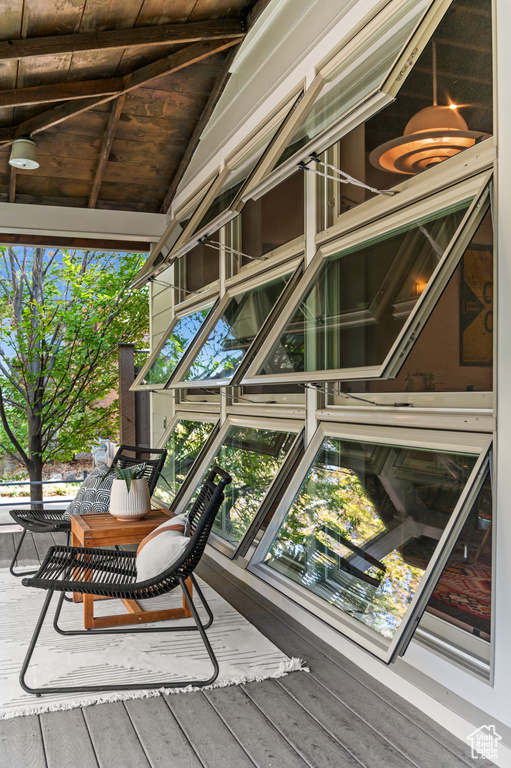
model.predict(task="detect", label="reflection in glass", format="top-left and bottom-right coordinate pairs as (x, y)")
top-left (183, 274), bottom-right (290, 383)
top-left (338, 209), bottom-right (493, 397)
top-left (141, 307), bottom-right (211, 386)
top-left (425, 473), bottom-right (492, 640)
top-left (259, 202), bottom-right (469, 376)
top-left (192, 425), bottom-right (296, 548)
top-left (275, 2), bottom-right (428, 168)
top-left (153, 419), bottom-right (216, 506)
top-left (265, 438), bottom-right (477, 640)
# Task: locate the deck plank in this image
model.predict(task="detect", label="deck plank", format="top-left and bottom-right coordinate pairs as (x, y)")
top-left (204, 683), bottom-right (311, 768)
top-left (0, 714), bottom-right (46, 768)
top-left (83, 702), bottom-right (151, 768)
top-left (40, 708), bottom-right (98, 768)
top-left (198, 557), bottom-right (478, 768)
top-left (165, 690), bottom-right (257, 768)
top-left (0, 531), bottom-right (14, 567)
top-left (124, 696), bottom-right (203, 768)
top-left (243, 677), bottom-right (363, 768)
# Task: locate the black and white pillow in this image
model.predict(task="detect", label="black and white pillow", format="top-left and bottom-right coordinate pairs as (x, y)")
top-left (63, 461), bottom-right (114, 520)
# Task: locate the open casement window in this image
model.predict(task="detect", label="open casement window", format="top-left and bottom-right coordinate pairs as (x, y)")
top-left (249, 422), bottom-right (491, 663)
top-left (242, 0), bottom-right (448, 202)
top-left (166, 257), bottom-right (303, 389)
top-left (242, 172), bottom-right (491, 385)
top-left (168, 94), bottom-right (303, 262)
top-left (152, 412), bottom-right (219, 510)
top-left (130, 175), bottom-right (218, 289)
top-left (173, 416), bottom-right (304, 557)
top-left (131, 297), bottom-right (217, 391)
top-left (415, 455), bottom-right (493, 677)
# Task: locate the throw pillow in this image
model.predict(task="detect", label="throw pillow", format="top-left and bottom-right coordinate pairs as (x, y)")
top-left (136, 512), bottom-right (190, 582)
top-left (63, 461), bottom-right (114, 520)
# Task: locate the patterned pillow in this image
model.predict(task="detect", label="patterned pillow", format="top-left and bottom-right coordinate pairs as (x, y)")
top-left (63, 461), bottom-right (114, 520)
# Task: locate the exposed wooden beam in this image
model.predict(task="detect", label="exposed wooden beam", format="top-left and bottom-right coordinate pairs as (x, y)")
top-left (0, 233), bottom-right (151, 251)
top-left (0, 19), bottom-right (245, 61)
top-left (0, 39), bottom-right (243, 145)
top-left (89, 95), bottom-right (126, 209)
top-left (9, 166), bottom-right (16, 203)
top-left (160, 45), bottom-right (240, 214)
top-left (0, 77), bottom-right (123, 109)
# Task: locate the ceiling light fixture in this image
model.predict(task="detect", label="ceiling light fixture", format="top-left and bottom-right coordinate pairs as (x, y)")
top-left (369, 43), bottom-right (488, 176)
top-left (8, 137), bottom-right (39, 170)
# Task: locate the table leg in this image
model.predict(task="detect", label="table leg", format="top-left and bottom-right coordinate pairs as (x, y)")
top-left (85, 579), bottom-right (195, 628)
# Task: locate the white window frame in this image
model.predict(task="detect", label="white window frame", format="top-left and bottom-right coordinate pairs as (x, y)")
top-left (166, 255), bottom-right (304, 390)
top-left (131, 295), bottom-right (218, 391)
top-left (242, 0), bottom-right (447, 202)
top-left (248, 421), bottom-right (492, 663)
top-left (172, 415), bottom-right (305, 557)
top-left (166, 92), bottom-right (303, 264)
top-left (241, 171), bottom-right (491, 386)
top-left (153, 410), bottom-right (220, 510)
top-left (130, 174), bottom-right (218, 289)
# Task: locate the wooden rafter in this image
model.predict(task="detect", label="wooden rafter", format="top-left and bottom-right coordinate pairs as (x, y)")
top-left (88, 95), bottom-right (126, 209)
top-left (160, 45), bottom-right (239, 213)
top-left (0, 19), bottom-right (245, 62)
top-left (9, 166), bottom-right (16, 203)
top-left (0, 78), bottom-right (122, 109)
top-left (0, 38), bottom-right (243, 145)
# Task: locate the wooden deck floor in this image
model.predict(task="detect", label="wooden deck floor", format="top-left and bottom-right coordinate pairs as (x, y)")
top-left (0, 530), bottom-right (485, 768)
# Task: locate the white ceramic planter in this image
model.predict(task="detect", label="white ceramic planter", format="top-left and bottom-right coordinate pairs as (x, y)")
top-left (109, 477), bottom-right (151, 521)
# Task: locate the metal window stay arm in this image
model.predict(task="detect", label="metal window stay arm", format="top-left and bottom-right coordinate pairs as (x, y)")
top-left (298, 153), bottom-right (398, 198)
top-left (198, 236), bottom-right (267, 262)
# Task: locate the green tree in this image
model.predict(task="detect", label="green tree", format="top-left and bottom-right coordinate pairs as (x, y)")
top-left (0, 246), bottom-right (148, 502)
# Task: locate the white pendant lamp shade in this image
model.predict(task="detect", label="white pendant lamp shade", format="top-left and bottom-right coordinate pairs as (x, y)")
top-left (9, 138), bottom-right (39, 170)
top-left (369, 105), bottom-right (487, 176)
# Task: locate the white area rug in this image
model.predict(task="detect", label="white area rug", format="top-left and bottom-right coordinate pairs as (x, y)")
top-left (0, 568), bottom-right (306, 719)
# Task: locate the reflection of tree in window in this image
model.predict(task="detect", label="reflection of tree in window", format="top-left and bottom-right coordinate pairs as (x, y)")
top-left (142, 309), bottom-right (210, 386)
top-left (184, 275), bottom-right (289, 382)
top-left (153, 420), bottom-right (215, 506)
top-left (192, 426), bottom-right (296, 547)
top-left (266, 438), bottom-right (477, 640)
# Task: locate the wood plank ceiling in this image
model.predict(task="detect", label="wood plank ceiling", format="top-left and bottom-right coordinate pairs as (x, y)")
top-left (0, 0), bottom-right (265, 218)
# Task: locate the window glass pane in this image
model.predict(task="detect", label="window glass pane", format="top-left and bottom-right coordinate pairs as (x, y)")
top-left (241, 171), bottom-right (304, 259)
top-left (192, 425), bottom-right (297, 548)
top-left (338, 209), bottom-right (493, 397)
top-left (425, 472), bottom-right (492, 640)
top-left (141, 307), bottom-right (212, 386)
top-left (265, 437), bottom-right (477, 641)
top-left (275, 2), bottom-right (428, 168)
top-left (183, 273), bottom-right (291, 384)
top-left (258, 201), bottom-right (470, 376)
top-left (184, 232), bottom-right (220, 292)
top-left (192, 115), bottom-right (291, 237)
top-left (317, 0), bottom-right (492, 228)
top-left (153, 419), bottom-right (216, 506)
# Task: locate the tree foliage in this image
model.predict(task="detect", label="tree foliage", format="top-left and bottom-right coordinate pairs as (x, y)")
top-left (0, 246), bottom-right (148, 499)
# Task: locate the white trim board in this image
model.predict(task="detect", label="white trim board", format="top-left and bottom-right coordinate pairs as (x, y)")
top-left (0, 202), bottom-right (166, 243)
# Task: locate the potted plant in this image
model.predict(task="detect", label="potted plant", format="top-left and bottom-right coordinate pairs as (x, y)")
top-left (103, 464), bottom-right (152, 521)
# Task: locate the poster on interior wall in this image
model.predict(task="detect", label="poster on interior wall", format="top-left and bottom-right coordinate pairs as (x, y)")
top-left (459, 246), bottom-right (493, 366)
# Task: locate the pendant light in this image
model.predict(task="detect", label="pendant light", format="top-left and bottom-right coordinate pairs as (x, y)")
top-left (9, 137), bottom-right (39, 170)
top-left (369, 43), bottom-right (487, 175)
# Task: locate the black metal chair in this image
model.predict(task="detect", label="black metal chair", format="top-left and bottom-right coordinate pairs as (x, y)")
top-left (9, 444), bottom-right (167, 577)
top-left (20, 466), bottom-right (231, 696)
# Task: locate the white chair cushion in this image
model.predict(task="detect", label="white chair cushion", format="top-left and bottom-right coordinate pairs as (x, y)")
top-left (136, 512), bottom-right (190, 582)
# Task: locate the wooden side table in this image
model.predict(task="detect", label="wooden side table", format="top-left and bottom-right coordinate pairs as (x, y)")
top-left (71, 510), bottom-right (193, 630)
